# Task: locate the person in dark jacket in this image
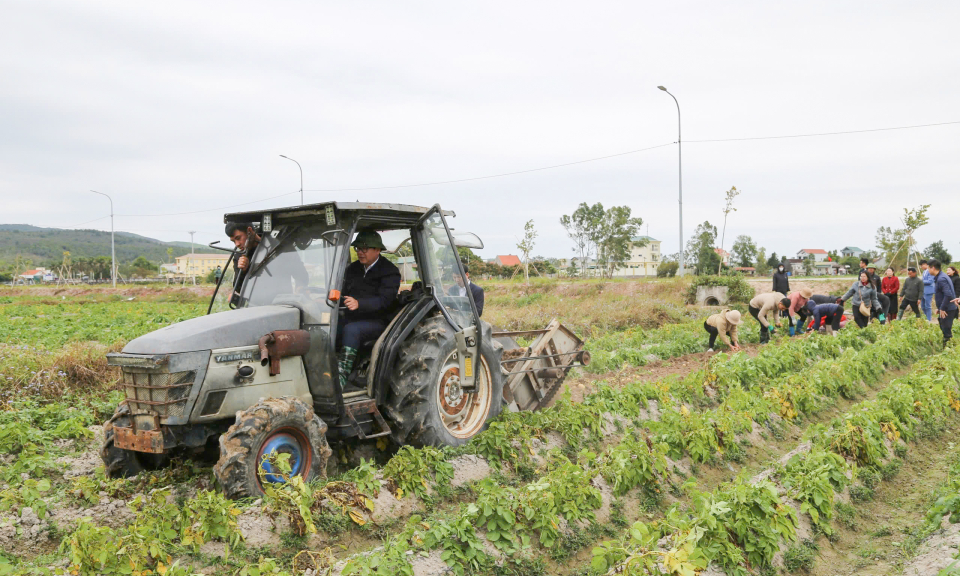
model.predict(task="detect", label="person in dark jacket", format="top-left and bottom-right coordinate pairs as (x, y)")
top-left (337, 230), bottom-right (401, 389)
top-left (772, 264), bottom-right (790, 295)
top-left (447, 264), bottom-right (485, 316)
top-left (810, 294), bottom-right (838, 306)
top-left (898, 267), bottom-right (923, 319)
top-left (928, 259), bottom-right (958, 346)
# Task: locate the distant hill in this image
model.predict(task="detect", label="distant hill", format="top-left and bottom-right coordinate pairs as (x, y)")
top-left (0, 224), bottom-right (216, 266)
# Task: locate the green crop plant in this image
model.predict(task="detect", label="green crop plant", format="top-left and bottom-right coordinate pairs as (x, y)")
top-left (179, 490), bottom-right (243, 555)
top-left (405, 514), bottom-right (488, 575)
top-left (598, 433), bottom-right (668, 496)
top-left (0, 477), bottom-right (51, 520)
top-left (341, 458), bottom-right (381, 497)
top-left (779, 450), bottom-right (848, 534)
top-left (383, 445), bottom-right (453, 501)
top-left (341, 534), bottom-right (414, 576)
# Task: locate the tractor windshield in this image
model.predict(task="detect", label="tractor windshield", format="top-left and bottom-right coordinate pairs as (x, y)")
top-left (237, 223), bottom-right (344, 310)
top-left (419, 212), bottom-right (477, 328)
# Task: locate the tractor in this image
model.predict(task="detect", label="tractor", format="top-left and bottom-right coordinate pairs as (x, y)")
top-left (101, 202), bottom-right (588, 498)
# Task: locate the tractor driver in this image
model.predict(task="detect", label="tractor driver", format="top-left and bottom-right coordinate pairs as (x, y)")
top-left (336, 230), bottom-right (402, 390)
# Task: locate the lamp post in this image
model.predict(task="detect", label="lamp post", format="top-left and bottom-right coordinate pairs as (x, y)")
top-left (89, 190), bottom-right (116, 287)
top-left (657, 86), bottom-right (684, 276)
top-left (279, 155), bottom-right (303, 205)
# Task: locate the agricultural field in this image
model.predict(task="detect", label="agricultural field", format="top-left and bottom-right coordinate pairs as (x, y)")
top-left (2, 280), bottom-right (960, 576)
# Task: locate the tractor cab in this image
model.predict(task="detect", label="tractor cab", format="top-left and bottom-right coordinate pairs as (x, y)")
top-left (211, 202), bottom-right (490, 444)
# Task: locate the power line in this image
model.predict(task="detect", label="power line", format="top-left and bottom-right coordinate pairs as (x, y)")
top-left (685, 120), bottom-right (960, 143)
top-left (64, 215), bottom-right (110, 229)
top-left (54, 118), bottom-right (960, 220)
top-left (302, 142), bottom-right (677, 192)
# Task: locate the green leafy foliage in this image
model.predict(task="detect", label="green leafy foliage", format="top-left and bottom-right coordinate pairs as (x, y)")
top-left (383, 446), bottom-right (453, 501)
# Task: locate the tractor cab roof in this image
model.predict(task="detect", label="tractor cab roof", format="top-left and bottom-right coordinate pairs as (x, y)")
top-left (224, 201), bottom-right (455, 231)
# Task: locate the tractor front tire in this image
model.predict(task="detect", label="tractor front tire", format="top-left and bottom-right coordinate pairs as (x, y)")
top-left (214, 397), bottom-right (331, 500)
top-left (385, 316), bottom-right (504, 448)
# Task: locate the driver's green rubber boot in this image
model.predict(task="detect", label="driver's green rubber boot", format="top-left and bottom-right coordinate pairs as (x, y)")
top-left (337, 346), bottom-right (358, 390)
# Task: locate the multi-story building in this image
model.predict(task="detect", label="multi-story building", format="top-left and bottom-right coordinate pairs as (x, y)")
top-left (611, 236), bottom-right (661, 277)
top-left (175, 253), bottom-right (232, 277)
top-left (797, 249), bottom-right (829, 262)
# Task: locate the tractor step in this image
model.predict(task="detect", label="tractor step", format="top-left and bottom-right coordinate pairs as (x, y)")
top-left (344, 399), bottom-right (392, 440)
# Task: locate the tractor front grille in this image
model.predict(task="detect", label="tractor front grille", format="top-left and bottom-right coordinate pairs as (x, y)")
top-left (121, 369), bottom-right (196, 418)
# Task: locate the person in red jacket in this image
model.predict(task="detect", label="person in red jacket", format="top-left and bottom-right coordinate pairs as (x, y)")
top-left (881, 267), bottom-right (900, 323)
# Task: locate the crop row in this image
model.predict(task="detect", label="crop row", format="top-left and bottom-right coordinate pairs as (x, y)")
top-left (295, 321), bottom-right (941, 575)
top-left (591, 336), bottom-right (960, 576)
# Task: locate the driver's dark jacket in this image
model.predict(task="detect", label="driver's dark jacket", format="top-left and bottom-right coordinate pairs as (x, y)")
top-left (342, 258), bottom-right (401, 322)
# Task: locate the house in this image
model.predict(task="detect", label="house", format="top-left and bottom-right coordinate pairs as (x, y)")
top-left (714, 248), bottom-right (731, 266)
top-left (489, 255), bottom-right (522, 267)
top-left (785, 258), bottom-right (805, 275)
top-left (812, 261), bottom-right (844, 276)
top-left (394, 256), bottom-right (418, 283)
top-left (841, 247), bottom-right (864, 258)
top-left (611, 236), bottom-right (662, 278)
top-left (18, 268), bottom-right (49, 283)
top-left (733, 267), bottom-right (756, 276)
top-left (176, 253), bottom-right (232, 276)
top-left (797, 249), bottom-right (829, 263)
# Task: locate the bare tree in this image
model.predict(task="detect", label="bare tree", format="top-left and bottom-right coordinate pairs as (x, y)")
top-left (516, 219), bottom-right (538, 285)
top-left (717, 186), bottom-right (740, 274)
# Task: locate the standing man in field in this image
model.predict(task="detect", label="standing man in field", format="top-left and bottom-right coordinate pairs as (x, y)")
top-left (921, 259), bottom-right (936, 321)
top-left (898, 267), bottom-right (924, 320)
top-left (927, 259), bottom-right (958, 346)
top-left (704, 309), bottom-right (743, 352)
top-left (448, 264), bottom-right (485, 317)
top-left (749, 292), bottom-right (790, 344)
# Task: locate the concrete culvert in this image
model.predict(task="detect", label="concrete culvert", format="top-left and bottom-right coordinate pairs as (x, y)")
top-left (696, 286), bottom-right (729, 306)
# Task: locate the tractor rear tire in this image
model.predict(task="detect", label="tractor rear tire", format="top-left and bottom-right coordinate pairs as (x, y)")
top-left (214, 397), bottom-right (331, 500)
top-left (100, 403), bottom-right (167, 478)
top-left (384, 316), bottom-right (504, 447)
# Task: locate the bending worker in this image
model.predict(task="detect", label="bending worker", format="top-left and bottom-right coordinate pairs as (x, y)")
top-left (704, 309), bottom-right (743, 352)
top-left (786, 288), bottom-right (813, 335)
top-left (749, 291), bottom-right (790, 344)
top-left (805, 300), bottom-right (844, 336)
top-left (337, 230), bottom-right (401, 390)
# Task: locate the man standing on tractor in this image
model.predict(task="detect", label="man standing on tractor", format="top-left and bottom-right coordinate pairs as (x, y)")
top-left (225, 222), bottom-right (308, 305)
top-left (337, 230), bottom-right (401, 389)
top-left (449, 264), bottom-right (485, 316)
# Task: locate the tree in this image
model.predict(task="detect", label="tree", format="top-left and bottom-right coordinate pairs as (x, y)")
top-left (766, 252), bottom-right (780, 269)
top-left (657, 260), bottom-right (679, 277)
top-left (716, 186), bottom-right (740, 274)
top-left (560, 203), bottom-right (604, 279)
top-left (730, 235), bottom-right (758, 268)
top-left (755, 247), bottom-right (769, 275)
top-left (924, 240), bottom-right (952, 264)
top-left (685, 221), bottom-right (720, 275)
top-left (516, 220), bottom-right (537, 285)
top-left (596, 206), bottom-right (643, 278)
top-left (803, 255), bottom-right (815, 276)
top-left (166, 247), bottom-right (174, 263)
top-left (875, 205), bottom-right (931, 271)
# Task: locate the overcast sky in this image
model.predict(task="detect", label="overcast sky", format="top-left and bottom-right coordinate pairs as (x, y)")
top-left (2, 1), bottom-right (958, 262)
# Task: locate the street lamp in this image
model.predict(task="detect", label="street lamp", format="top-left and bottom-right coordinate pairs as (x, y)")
top-left (279, 155), bottom-right (303, 205)
top-left (89, 190), bottom-right (116, 287)
top-left (658, 86), bottom-right (684, 276)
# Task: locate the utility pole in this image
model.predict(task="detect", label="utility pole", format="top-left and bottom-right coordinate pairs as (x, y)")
top-left (188, 231), bottom-right (197, 285)
top-left (658, 86), bottom-right (684, 276)
top-left (89, 190), bottom-right (116, 288)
